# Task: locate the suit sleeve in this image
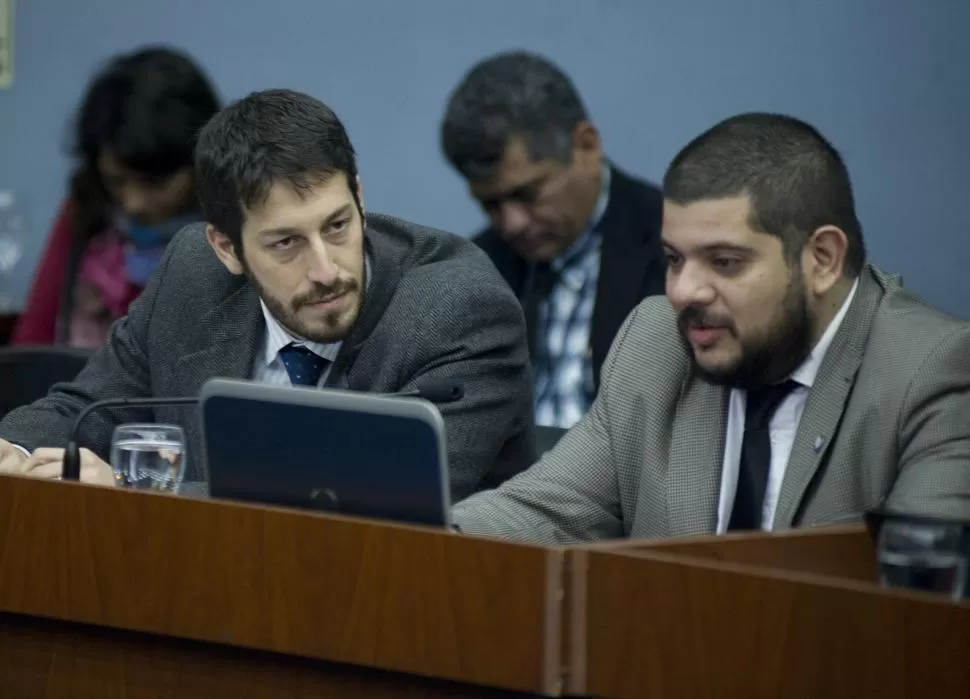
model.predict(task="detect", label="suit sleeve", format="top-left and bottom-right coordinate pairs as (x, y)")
top-left (887, 326), bottom-right (970, 518)
top-left (450, 309), bottom-right (639, 544)
top-left (0, 237), bottom-right (178, 456)
top-left (396, 263), bottom-right (534, 502)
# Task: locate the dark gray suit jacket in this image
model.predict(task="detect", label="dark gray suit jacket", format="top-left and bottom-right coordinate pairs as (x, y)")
top-left (0, 215), bottom-right (536, 501)
top-left (454, 266), bottom-right (970, 542)
top-left (474, 164), bottom-right (665, 391)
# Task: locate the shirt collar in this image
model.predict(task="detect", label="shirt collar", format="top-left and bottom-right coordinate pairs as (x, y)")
top-left (260, 253), bottom-right (372, 367)
top-left (789, 277), bottom-right (859, 388)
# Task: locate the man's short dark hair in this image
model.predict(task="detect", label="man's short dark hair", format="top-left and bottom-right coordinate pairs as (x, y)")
top-left (441, 51), bottom-right (588, 180)
top-left (195, 88), bottom-right (360, 250)
top-left (663, 113), bottom-right (866, 276)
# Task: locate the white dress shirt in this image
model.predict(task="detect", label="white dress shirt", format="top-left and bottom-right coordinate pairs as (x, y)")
top-left (715, 278), bottom-right (859, 533)
top-left (251, 301), bottom-right (342, 386)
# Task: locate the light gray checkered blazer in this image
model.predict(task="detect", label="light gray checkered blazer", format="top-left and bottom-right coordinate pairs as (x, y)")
top-left (453, 265), bottom-right (970, 544)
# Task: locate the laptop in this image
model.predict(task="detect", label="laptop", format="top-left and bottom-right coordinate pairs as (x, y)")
top-left (199, 378), bottom-right (451, 527)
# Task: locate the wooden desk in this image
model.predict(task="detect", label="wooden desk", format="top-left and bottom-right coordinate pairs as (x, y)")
top-left (567, 526), bottom-right (970, 699)
top-left (0, 475), bottom-right (565, 697)
top-left (4, 474), bottom-right (967, 697)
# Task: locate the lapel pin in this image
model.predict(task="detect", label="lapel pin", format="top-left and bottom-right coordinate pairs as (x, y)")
top-left (813, 435), bottom-right (824, 453)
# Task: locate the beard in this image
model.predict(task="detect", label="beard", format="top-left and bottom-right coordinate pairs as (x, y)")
top-left (677, 268), bottom-right (813, 390)
top-left (245, 267), bottom-right (361, 344)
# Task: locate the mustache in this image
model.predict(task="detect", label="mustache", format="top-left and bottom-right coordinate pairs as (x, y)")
top-left (677, 305), bottom-right (736, 334)
top-left (292, 278), bottom-right (359, 309)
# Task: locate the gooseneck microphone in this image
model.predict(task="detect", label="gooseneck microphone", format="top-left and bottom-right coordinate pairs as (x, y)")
top-left (59, 380), bottom-right (464, 480)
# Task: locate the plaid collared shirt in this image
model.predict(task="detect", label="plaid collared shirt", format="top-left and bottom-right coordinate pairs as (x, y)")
top-left (533, 167), bottom-right (610, 428)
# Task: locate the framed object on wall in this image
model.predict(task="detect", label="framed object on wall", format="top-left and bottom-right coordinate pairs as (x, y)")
top-left (0, 0), bottom-right (12, 89)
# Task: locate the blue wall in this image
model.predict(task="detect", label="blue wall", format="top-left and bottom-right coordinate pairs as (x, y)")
top-left (1, 0), bottom-right (968, 315)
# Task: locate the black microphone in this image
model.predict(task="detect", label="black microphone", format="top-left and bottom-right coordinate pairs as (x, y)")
top-left (59, 382), bottom-right (463, 480)
top-left (61, 396), bottom-right (199, 480)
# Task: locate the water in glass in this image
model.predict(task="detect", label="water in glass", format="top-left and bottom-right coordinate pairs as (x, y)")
top-left (111, 424), bottom-right (185, 493)
top-left (878, 550), bottom-right (967, 600)
top-left (877, 520), bottom-right (968, 601)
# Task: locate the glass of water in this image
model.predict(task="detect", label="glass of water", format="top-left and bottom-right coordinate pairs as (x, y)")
top-left (877, 518), bottom-right (967, 601)
top-left (110, 423), bottom-right (186, 493)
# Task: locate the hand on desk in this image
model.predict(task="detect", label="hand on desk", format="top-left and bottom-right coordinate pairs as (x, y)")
top-left (0, 439), bottom-right (114, 486)
top-left (0, 439), bottom-right (27, 472)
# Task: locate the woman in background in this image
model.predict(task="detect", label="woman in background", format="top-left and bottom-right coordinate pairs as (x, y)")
top-left (12, 46), bottom-right (220, 347)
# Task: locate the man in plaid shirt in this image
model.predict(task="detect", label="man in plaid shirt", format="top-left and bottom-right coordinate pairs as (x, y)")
top-left (442, 52), bottom-right (666, 430)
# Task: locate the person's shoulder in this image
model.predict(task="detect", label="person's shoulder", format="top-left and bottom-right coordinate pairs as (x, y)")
top-left (158, 222), bottom-right (230, 275)
top-left (52, 198), bottom-right (77, 229)
top-left (619, 294), bottom-right (682, 353)
top-left (471, 225), bottom-right (503, 252)
top-left (146, 222), bottom-right (238, 302)
top-left (866, 266), bottom-right (970, 370)
top-left (608, 164), bottom-right (663, 209)
top-left (37, 198), bottom-right (80, 251)
top-left (594, 294), bottom-right (690, 416)
top-left (165, 221), bottom-right (212, 255)
top-left (602, 295), bottom-right (686, 377)
top-left (370, 213), bottom-right (501, 279)
top-left (370, 214), bottom-right (518, 319)
top-left (873, 269), bottom-right (966, 336)
top-left (602, 164), bottom-right (664, 249)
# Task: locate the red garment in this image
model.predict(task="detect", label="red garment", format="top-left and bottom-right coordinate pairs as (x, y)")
top-left (11, 201), bottom-right (75, 345)
top-left (11, 201), bottom-right (140, 347)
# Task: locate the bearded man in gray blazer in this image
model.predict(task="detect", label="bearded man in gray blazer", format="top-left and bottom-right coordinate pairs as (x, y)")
top-left (0, 89), bottom-right (535, 500)
top-left (453, 112), bottom-right (970, 543)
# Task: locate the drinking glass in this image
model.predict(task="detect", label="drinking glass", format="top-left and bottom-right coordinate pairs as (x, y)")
top-left (877, 518), bottom-right (967, 601)
top-left (110, 423), bottom-right (186, 493)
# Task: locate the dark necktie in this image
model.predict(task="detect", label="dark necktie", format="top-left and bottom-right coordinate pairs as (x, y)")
top-left (522, 263), bottom-right (558, 362)
top-left (728, 379), bottom-right (800, 531)
top-left (278, 344), bottom-right (329, 387)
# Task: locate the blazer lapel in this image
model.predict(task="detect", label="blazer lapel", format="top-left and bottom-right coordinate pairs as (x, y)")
top-left (666, 376), bottom-right (729, 536)
top-left (174, 282), bottom-right (264, 396)
top-left (772, 270), bottom-right (884, 527)
top-left (173, 282), bottom-right (263, 481)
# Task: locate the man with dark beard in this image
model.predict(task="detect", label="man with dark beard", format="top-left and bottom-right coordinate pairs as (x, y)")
top-left (0, 89), bottom-right (535, 502)
top-left (452, 112), bottom-right (970, 543)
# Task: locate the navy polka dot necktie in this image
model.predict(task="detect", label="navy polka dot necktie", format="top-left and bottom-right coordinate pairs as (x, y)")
top-left (278, 344), bottom-right (329, 387)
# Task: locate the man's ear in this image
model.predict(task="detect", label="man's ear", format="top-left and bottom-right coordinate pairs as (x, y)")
top-left (205, 224), bottom-right (244, 276)
top-left (571, 120), bottom-right (601, 154)
top-left (803, 225), bottom-right (849, 296)
top-left (570, 120), bottom-right (602, 174)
